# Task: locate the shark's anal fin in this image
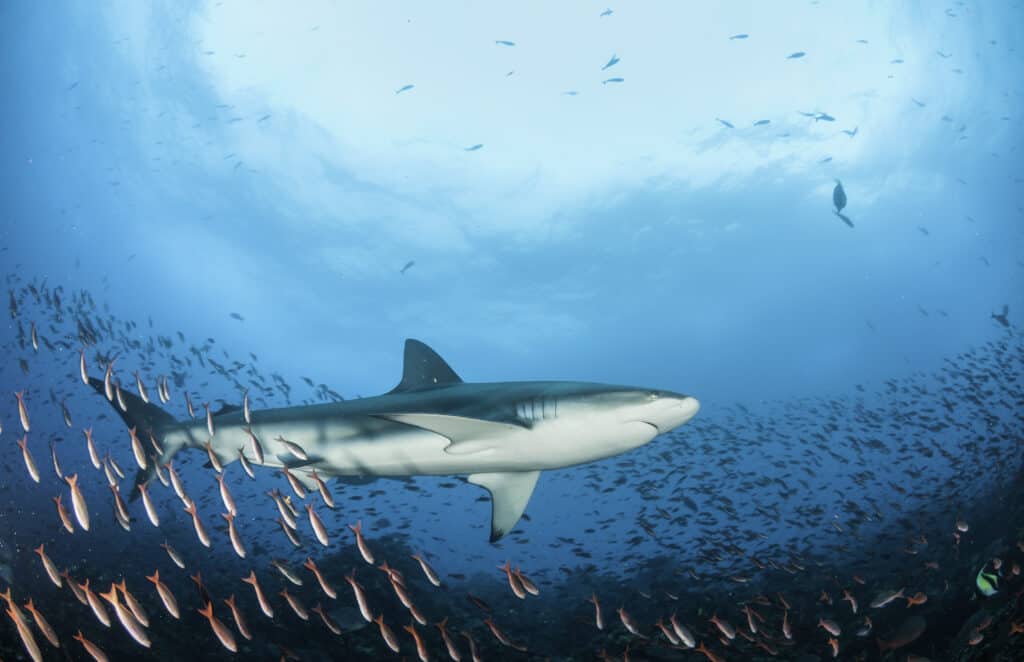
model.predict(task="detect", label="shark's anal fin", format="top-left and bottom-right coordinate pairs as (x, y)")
top-left (286, 468), bottom-right (321, 492)
top-left (468, 471), bottom-right (540, 542)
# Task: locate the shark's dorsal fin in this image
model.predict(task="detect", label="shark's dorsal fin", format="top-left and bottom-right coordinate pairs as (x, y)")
top-left (469, 471), bottom-right (540, 542)
top-left (390, 339), bottom-right (462, 393)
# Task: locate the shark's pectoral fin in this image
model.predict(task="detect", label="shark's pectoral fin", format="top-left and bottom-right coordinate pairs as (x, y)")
top-left (378, 413), bottom-right (525, 450)
top-left (468, 470), bottom-right (540, 542)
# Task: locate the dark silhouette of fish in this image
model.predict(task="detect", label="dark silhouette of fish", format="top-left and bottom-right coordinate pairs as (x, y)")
top-left (787, 51), bottom-right (806, 59)
top-left (395, 84), bottom-right (414, 95)
top-left (992, 305), bottom-right (1009, 327)
top-left (856, 39), bottom-right (869, 44)
top-left (495, 40), bottom-right (515, 47)
top-left (601, 54), bottom-right (620, 70)
top-left (562, 90), bottom-right (579, 96)
top-left (815, 113), bottom-right (835, 122)
top-left (400, 261), bottom-right (415, 275)
top-left (229, 312), bottom-right (244, 321)
top-left (753, 119), bottom-right (770, 126)
top-left (601, 77), bottom-right (624, 85)
top-left (912, 98), bottom-right (927, 107)
top-left (842, 127), bottom-right (858, 137)
top-left (890, 58), bottom-right (904, 64)
top-left (877, 615), bottom-right (926, 653)
top-left (833, 180), bottom-right (847, 213)
top-left (464, 144), bottom-right (484, 151)
top-left (729, 34), bottom-right (748, 40)
top-left (600, 8), bottom-right (613, 17)
top-left (716, 118), bottom-right (734, 129)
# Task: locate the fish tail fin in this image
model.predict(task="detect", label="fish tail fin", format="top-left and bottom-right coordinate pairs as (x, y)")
top-left (87, 376), bottom-right (179, 500)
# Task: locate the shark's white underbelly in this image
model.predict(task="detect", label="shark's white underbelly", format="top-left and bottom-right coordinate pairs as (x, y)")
top-left (168, 412), bottom-right (654, 477)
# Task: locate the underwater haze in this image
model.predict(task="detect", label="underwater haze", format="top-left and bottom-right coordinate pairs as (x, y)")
top-left (1, 2), bottom-right (1023, 661)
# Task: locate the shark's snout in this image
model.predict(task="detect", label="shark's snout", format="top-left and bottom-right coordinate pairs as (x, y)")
top-left (643, 394), bottom-right (700, 433)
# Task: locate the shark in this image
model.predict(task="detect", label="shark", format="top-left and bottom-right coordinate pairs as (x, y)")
top-left (91, 339), bottom-right (699, 540)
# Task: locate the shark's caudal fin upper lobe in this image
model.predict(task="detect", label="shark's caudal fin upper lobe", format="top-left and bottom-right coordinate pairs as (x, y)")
top-left (87, 376), bottom-right (178, 499)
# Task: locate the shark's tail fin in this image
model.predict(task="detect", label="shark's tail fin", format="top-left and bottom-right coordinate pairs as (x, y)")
top-left (87, 376), bottom-right (178, 499)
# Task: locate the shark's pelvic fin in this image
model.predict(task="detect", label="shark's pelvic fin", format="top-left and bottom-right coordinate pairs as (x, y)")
top-left (389, 339), bottom-right (463, 392)
top-left (469, 471), bottom-right (541, 542)
top-left (378, 413), bottom-right (525, 453)
top-left (276, 454), bottom-right (325, 469)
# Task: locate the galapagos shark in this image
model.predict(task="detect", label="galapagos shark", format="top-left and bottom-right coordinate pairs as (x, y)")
top-left (90, 340), bottom-right (699, 541)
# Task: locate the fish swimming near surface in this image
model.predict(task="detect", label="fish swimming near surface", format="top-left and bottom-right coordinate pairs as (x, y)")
top-left (464, 144), bottom-right (484, 151)
top-left (601, 77), bottom-right (624, 85)
top-left (400, 261), bottom-right (415, 275)
top-left (729, 34), bottom-right (749, 40)
top-left (787, 51), bottom-right (806, 59)
top-left (832, 180), bottom-right (853, 227)
top-left (833, 180), bottom-right (847, 213)
top-left (716, 118), bottom-right (734, 129)
top-left (395, 84), bottom-right (414, 95)
top-left (601, 54), bottom-right (620, 70)
top-left (495, 40), bottom-right (515, 47)
top-left (88, 339), bottom-right (699, 541)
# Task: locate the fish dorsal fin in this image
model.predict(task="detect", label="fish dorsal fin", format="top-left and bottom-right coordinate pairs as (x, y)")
top-left (468, 471), bottom-right (541, 542)
top-left (390, 339), bottom-right (462, 392)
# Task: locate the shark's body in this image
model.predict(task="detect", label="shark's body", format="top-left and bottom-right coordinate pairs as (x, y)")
top-left (93, 340), bottom-right (699, 540)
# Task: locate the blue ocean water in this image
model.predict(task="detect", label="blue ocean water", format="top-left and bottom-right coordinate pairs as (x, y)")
top-left (1, 2), bottom-right (1022, 660)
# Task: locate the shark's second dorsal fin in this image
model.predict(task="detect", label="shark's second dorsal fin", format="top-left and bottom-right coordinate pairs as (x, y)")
top-left (213, 404), bottom-right (241, 417)
top-left (390, 339), bottom-right (462, 393)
